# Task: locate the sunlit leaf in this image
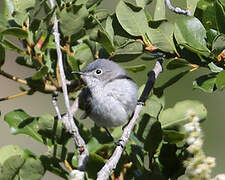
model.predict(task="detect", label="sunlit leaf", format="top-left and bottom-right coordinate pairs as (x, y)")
top-left (216, 70), bottom-right (225, 90)
top-left (136, 0), bottom-right (152, 8)
top-left (153, 0), bottom-right (165, 21)
top-left (19, 158), bottom-right (45, 180)
top-left (0, 155), bottom-right (25, 180)
top-left (0, 145), bottom-right (24, 166)
top-left (116, 1), bottom-right (149, 36)
top-left (58, 4), bottom-right (88, 36)
top-left (187, 0), bottom-right (199, 15)
top-left (147, 22), bottom-right (178, 54)
top-left (208, 62), bottom-right (223, 73)
top-left (174, 16), bottom-right (210, 57)
top-left (4, 109), bottom-right (43, 143)
top-left (193, 74), bottom-right (216, 93)
top-left (159, 100), bottom-right (207, 129)
top-left (0, 28), bottom-right (28, 39)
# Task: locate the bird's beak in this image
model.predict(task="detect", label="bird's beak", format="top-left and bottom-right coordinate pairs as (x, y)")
top-left (71, 71), bottom-right (86, 75)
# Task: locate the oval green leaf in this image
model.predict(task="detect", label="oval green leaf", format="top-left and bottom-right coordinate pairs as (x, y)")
top-left (116, 1), bottom-right (149, 36)
top-left (147, 22), bottom-right (178, 54)
top-left (0, 28), bottom-right (28, 39)
top-left (174, 16), bottom-right (210, 57)
top-left (59, 4), bottom-right (88, 36)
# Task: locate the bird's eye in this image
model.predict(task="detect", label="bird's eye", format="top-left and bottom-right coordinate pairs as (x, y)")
top-left (95, 69), bottom-right (102, 75)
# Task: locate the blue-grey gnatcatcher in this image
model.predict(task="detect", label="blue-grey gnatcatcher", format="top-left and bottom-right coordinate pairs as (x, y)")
top-left (73, 59), bottom-right (138, 128)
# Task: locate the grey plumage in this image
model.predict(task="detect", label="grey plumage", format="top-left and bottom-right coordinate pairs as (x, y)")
top-left (76, 59), bottom-right (138, 128)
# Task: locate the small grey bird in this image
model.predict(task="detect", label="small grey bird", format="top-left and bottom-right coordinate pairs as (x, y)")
top-left (73, 59), bottom-right (138, 128)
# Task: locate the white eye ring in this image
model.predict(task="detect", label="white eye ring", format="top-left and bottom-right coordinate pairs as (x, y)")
top-left (95, 69), bottom-right (102, 75)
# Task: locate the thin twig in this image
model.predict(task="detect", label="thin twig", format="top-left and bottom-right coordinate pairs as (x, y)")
top-left (0, 70), bottom-right (57, 92)
top-left (165, 0), bottom-right (192, 16)
top-left (49, 0), bottom-right (89, 177)
top-left (0, 90), bottom-right (30, 101)
top-left (0, 70), bottom-right (28, 85)
top-left (97, 57), bottom-right (164, 180)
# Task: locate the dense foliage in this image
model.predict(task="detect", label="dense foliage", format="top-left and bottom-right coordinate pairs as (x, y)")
top-left (0, 0), bottom-right (224, 179)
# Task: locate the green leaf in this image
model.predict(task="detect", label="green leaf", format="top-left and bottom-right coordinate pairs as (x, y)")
top-left (193, 74), bottom-right (216, 93)
top-left (19, 158), bottom-right (45, 180)
top-left (0, 145), bottom-right (24, 166)
top-left (1, 39), bottom-right (25, 55)
top-left (38, 114), bottom-right (70, 145)
top-left (124, 64), bottom-right (146, 72)
top-left (4, 109), bottom-right (44, 143)
top-left (147, 22), bottom-right (178, 54)
top-left (136, 0), bottom-right (152, 8)
top-left (215, 0), bottom-right (225, 34)
top-left (196, 1), bottom-right (216, 30)
top-left (113, 41), bottom-right (143, 55)
top-left (31, 66), bottom-right (48, 80)
top-left (174, 16), bottom-right (210, 57)
top-left (212, 34), bottom-right (225, 56)
top-left (0, 155), bottom-right (25, 180)
top-left (86, 153), bottom-right (105, 179)
top-left (159, 100), bottom-right (207, 129)
top-left (86, 0), bottom-right (103, 10)
top-left (59, 4), bottom-right (88, 36)
top-left (0, 28), bottom-right (28, 39)
top-left (153, 0), bottom-right (165, 21)
top-left (216, 70), bottom-right (225, 90)
top-left (111, 41), bottom-right (143, 62)
top-left (0, 44), bottom-right (5, 68)
top-left (13, 0), bottom-right (35, 13)
top-left (105, 16), bottom-right (114, 42)
top-left (158, 144), bottom-right (183, 178)
top-left (48, 145), bottom-right (67, 162)
top-left (208, 62), bottom-right (223, 73)
top-left (16, 56), bottom-right (34, 68)
top-left (116, 1), bottom-right (149, 36)
top-left (3, 0), bottom-right (14, 20)
top-left (141, 96), bottom-right (163, 118)
top-left (144, 121), bottom-right (162, 158)
top-left (87, 137), bottom-right (102, 153)
top-left (71, 43), bottom-right (93, 66)
top-left (94, 9), bottom-right (110, 22)
top-left (187, 0), bottom-right (199, 15)
top-left (166, 58), bottom-right (189, 70)
top-left (90, 28), bottom-right (115, 53)
top-left (67, 55), bottom-right (80, 72)
top-left (163, 130), bottom-right (185, 144)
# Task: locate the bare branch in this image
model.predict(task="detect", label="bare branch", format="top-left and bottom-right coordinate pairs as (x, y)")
top-left (165, 0), bottom-right (192, 16)
top-left (0, 70), bottom-right (28, 85)
top-left (0, 90), bottom-right (30, 101)
top-left (0, 70), bottom-right (57, 92)
top-left (97, 57), bottom-right (164, 180)
top-left (49, 0), bottom-right (89, 176)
